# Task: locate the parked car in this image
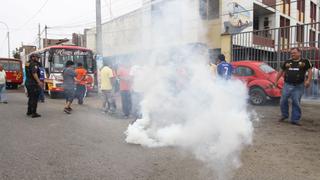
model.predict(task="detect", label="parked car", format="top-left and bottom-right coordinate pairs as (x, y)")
top-left (231, 61), bottom-right (284, 105)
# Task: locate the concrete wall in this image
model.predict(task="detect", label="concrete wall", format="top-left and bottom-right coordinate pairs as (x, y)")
top-left (86, 0), bottom-right (224, 57)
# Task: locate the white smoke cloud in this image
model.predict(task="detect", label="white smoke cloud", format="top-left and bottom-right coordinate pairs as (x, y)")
top-left (124, 0), bottom-right (254, 179)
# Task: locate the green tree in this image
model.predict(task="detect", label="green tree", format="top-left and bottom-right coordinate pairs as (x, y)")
top-left (12, 48), bottom-right (21, 59)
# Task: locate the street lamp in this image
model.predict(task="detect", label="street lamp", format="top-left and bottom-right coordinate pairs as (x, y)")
top-left (0, 21), bottom-right (10, 58)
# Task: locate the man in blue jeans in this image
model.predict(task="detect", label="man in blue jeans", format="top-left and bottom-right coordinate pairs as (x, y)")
top-left (274, 48), bottom-right (312, 126)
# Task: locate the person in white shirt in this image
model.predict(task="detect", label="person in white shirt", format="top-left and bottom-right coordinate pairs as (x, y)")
top-left (0, 64), bottom-right (8, 104)
top-left (311, 67), bottom-right (320, 97)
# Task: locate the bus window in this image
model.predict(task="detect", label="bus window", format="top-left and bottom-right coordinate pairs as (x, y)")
top-left (40, 53), bottom-right (45, 66)
top-left (9, 61), bottom-right (21, 71)
top-left (73, 55), bottom-right (94, 73)
top-left (52, 55), bottom-right (68, 72)
top-left (0, 61), bottom-right (9, 70)
top-left (45, 51), bottom-right (50, 69)
top-left (73, 55), bottom-right (85, 68)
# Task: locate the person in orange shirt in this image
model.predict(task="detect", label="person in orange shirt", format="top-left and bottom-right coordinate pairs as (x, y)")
top-left (75, 63), bottom-right (87, 105)
top-left (117, 61), bottom-right (132, 119)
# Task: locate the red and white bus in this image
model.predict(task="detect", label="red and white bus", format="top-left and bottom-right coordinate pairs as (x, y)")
top-left (28, 45), bottom-right (97, 98)
top-left (0, 58), bottom-right (23, 89)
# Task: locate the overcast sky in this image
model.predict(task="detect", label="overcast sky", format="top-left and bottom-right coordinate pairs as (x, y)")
top-left (0, 0), bottom-right (142, 57)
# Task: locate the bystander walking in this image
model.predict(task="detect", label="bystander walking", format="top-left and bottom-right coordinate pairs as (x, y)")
top-left (75, 63), bottom-right (87, 105)
top-left (63, 61), bottom-right (77, 114)
top-left (0, 64), bottom-right (7, 104)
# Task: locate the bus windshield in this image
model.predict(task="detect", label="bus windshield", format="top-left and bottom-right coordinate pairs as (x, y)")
top-left (0, 60), bottom-right (21, 71)
top-left (51, 49), bottom-right (94, 73)
top-left (9, 61), bottom-right (21, 71)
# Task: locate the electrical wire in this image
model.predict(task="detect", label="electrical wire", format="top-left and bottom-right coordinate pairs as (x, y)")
top-left (48, 0), bottom-right (141, 30)
top-left (17, 0), bottom-right (50, 29)
top-left (12, 0), bottom-right (301, 49)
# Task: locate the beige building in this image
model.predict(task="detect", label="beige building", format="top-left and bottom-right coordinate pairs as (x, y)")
top-left (18, 45), bottom-right (36, 65)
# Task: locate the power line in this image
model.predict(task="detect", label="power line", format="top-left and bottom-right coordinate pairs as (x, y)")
top-left (48, 0), bottom-right (141, 30)
top-left (17, 0), bottom-right (300, 49)
top-left (18, 0), bottom-right (49, 29)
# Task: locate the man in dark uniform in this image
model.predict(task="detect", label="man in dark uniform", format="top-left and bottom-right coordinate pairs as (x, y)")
top-left (274, 48), bottom-right (312, 126)
top-left (25, 54), bottom-right (43, 118)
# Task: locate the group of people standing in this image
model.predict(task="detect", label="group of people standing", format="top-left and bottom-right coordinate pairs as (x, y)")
top-left (100, 60), bottom-right (141, 120)
top-left (7, 49), bottom-right (316, 126)
top-left (25, 55), bottom-right (88, 118)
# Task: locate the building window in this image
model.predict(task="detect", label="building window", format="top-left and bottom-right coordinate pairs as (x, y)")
top-left (253, 17), bottom-right (259, 30)
top-left (318, 33), bottom-right (320, 48)
top-left (296, 24), bottom-right (304, 43)
top-left (280, 16), bottom-right (290, 49)
top-left (199, 0), bottom-right (219, 20)
top-left (310, 2), bottom-right (317, 28)
top-left (281, 0), bottom-right (291, 16)
top-left (309, 30), bottom-right (316, 47)
top-left (297, 0), bottom-right (305, 22)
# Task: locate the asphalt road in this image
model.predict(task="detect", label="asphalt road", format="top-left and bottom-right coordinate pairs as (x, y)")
top-left (0, 90), bottom-right (319, 180)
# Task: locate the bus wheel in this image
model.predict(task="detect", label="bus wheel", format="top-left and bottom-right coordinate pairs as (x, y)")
top-left (48, 90), bottom-right (58, 99)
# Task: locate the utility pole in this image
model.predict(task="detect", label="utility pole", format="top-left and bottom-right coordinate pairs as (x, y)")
top-left (45, 25), bottom-right (48, 48)
top-left (96, 0), bottom-right (103, 55)
top-left (0, 21), bottom-right (10, 58)
top-left (38, 24), bottom-right (41, 49)
top-left (7, 32), bottom-right (10, 58)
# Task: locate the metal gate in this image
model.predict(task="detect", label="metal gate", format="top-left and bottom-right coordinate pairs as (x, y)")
top-left (231, 22), bottom-right (320, 99)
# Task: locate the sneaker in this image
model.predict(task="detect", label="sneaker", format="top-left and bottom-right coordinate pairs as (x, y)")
top-left (2, 101), bottom-right (8, 104)
top-left (278, 117), bottom-right (287, 122)
top-left (64, 108), bottom-right (71, 114)
top-left (26, 112), bottom-right (32, 116)
top-left (67, 107), bottom-right (73, 111)
top-left (291, 122), bottom-right (302, 126)
top-left (31, 113), bottom-right (41, 118)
